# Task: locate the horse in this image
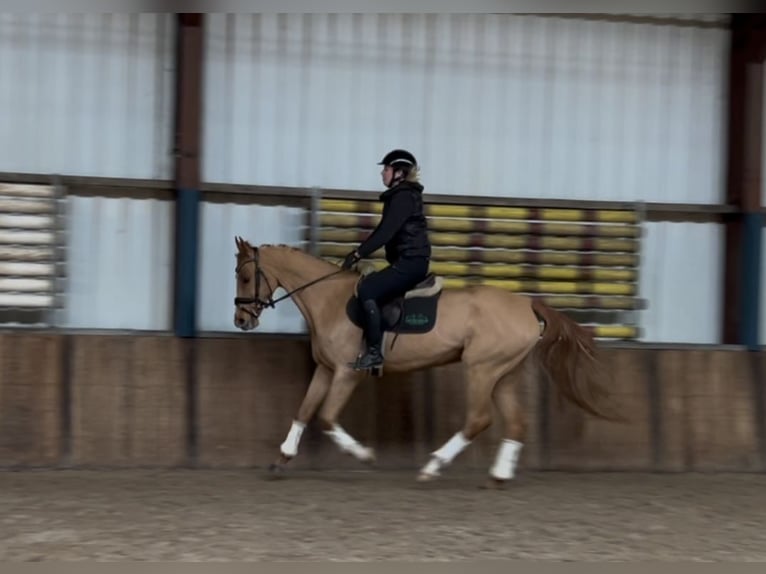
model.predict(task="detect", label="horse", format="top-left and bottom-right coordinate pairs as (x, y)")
top-left (232, 237), bottom-right (621, 486)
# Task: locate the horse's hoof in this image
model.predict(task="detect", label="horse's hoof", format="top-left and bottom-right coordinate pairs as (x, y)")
top-left (416, 457), bottom-right (442, 482)
top-left (264, 463), bottom-right (285, 481)
top-left (481, 477), bottom-right (508, 490)
top-left (416, 471), bottom-right (438, 482)
top-left (266, 455), bottom-right (291, 479)
top-left (360, 448), bottom-right (376, 465)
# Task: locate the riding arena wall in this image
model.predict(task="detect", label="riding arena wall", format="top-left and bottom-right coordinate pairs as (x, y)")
top-left (1, 332), bottom-right (764, 473)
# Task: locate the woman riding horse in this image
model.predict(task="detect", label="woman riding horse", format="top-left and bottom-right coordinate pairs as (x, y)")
top-left (341, 149), bottom-right (432, 371)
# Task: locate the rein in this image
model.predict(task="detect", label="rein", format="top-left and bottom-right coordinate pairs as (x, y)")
top-left (234, 248), bottom-right (344, 317)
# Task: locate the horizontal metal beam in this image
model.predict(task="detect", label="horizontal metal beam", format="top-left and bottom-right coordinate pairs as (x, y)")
top-left (523, 14), bottom-right (730, 29)
top-left (204, 183), bottom-right (742, 221)
top-left (0, 172), bottom-right (753, 222)
top-left (0, 172), bottom-right (174, 200)
top-left (0, 172), bottom-right (172, 190)
top-left (202, 184), bottom-right (742, 223)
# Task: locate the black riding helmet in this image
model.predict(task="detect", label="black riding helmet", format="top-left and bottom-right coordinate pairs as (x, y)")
top-left (378, 149), bottom-right (417, 188)
top-left (379, 148), bottom-right (417, 167)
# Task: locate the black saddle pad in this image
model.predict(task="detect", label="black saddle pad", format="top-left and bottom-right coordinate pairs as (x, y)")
top-left (345, 290), bottom-right (441, 334)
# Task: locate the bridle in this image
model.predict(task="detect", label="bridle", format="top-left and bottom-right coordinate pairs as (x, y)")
top-left (234, 247), bottom-right (344, 320)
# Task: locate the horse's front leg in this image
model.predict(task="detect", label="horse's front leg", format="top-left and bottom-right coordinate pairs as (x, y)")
top-left (271, 363), bottom-right (333, 472)
top-left (317, 367), bottom-right (375, 464)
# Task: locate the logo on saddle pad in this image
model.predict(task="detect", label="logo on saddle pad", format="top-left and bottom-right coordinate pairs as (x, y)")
top-left (346, 274), bottom-right (443, 335)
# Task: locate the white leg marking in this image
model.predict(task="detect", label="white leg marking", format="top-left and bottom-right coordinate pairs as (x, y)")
top-left (490, 439), bottom-right (523, 480)
top-left (418, 431), bottom-right (471, 479)
top-left (279, 420), bottom-right (306, 458)
top-left (433, 431), bottom-right (472, 462)
top-left (324, 424), bottom-right (375, 462)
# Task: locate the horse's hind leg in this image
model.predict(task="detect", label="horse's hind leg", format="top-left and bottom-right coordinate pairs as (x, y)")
top-left (317, 367), bottom-right (375, 464)
top-left (417, 362), bottom-right (498, 482)
top-left (486, 372), bottom-right (526, 486)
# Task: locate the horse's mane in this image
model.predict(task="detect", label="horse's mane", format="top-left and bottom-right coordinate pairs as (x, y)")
top-left (240, 241), bottom-right (342, 273)
top-left (260, 243), bottom-right (305, 253)
top-left (238, 239), bottom-right (304, 253)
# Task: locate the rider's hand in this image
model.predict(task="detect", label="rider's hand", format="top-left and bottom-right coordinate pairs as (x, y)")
top-left (341, 250), bottom-right (360, 270)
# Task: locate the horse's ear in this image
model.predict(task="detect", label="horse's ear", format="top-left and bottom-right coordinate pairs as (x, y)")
top-left (235, 236), bottom-right (243, 250)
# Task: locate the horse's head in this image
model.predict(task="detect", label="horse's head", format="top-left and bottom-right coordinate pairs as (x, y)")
top-left (233, 236), bottom-right (278, 331)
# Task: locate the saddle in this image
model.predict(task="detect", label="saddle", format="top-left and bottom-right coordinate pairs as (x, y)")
top-left (345, 272), bottom-right (443, 335)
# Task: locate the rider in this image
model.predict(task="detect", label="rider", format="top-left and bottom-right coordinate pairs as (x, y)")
top-left (341, 149), bottom-right (432, 370)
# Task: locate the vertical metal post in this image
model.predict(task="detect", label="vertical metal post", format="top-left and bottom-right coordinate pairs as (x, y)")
top-left (741, 212), bottom-right (763, 348)
top-left (174, 189), bottom-right (200, 337)
top-left (173, 13), bottom-right (204, 338)
top-left (308, 186), bottom-right (322, 257)
top-left (722, 15), bottom-right (766, 349)
top-left (50, 173), bottom-right (67, 329)
top-left (633, 200), bottom-right (648, 341)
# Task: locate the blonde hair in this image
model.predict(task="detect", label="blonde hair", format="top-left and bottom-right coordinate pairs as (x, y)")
top-left (404, 165), bottom-right (421, 183)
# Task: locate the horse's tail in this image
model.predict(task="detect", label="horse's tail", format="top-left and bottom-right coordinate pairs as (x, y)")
top-left (531, 298), bottom-right (625, 423)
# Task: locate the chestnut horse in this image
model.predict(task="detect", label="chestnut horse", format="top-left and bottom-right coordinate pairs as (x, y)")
top-left (233, 238), bottom-right (619, 485)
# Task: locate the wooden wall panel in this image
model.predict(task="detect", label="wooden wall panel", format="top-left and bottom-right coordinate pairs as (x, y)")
top-left (70, 335), bottom-right (186, 466)
top-left (544, 348), bottom-right (654, 471)
top-left (372, 371), bottom-right (426, 467)
top-left (677, 350), bottom-right (762, 471)
top-left (653, 349), bottom-right (764, 472)
top-left (130, 337), bottom-right (189, 465)
top-left (653, 350), bottom-right (689, 471)
top-left (0, 334), bottom-right (63, 466)
top-left (756, 351), bottom-right (766, 468)
top-left (195, 337), bottom-right (314, 468)
top-left (0, 330), bottom-right (763, 473)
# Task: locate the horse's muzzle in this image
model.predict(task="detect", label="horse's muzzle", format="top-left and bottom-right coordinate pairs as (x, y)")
top-left (234, 307), bottom-right (260, 330)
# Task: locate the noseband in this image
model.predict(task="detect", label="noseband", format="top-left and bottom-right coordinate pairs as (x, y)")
top-left (234, 247), bottom-right (345, 319)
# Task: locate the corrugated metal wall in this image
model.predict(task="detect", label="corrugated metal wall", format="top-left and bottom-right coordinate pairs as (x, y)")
top-left (0, 14), bottom-right (175, 179)
top-left (62, 196), bottom-right (173, 330)
top-left (199, 14), bottom-right (731, 344)
top-left (197, 201), bottom-right (307, 333)
top-left (638, 222), bottom-right (723, 344)
top-left (0, 14), bottom-right (739, 343)
top-left (203, 14), bottom-right (729, 205)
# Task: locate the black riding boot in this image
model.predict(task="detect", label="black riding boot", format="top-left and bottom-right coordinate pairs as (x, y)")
top-left (353, 299), bottom-right (384, 370)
